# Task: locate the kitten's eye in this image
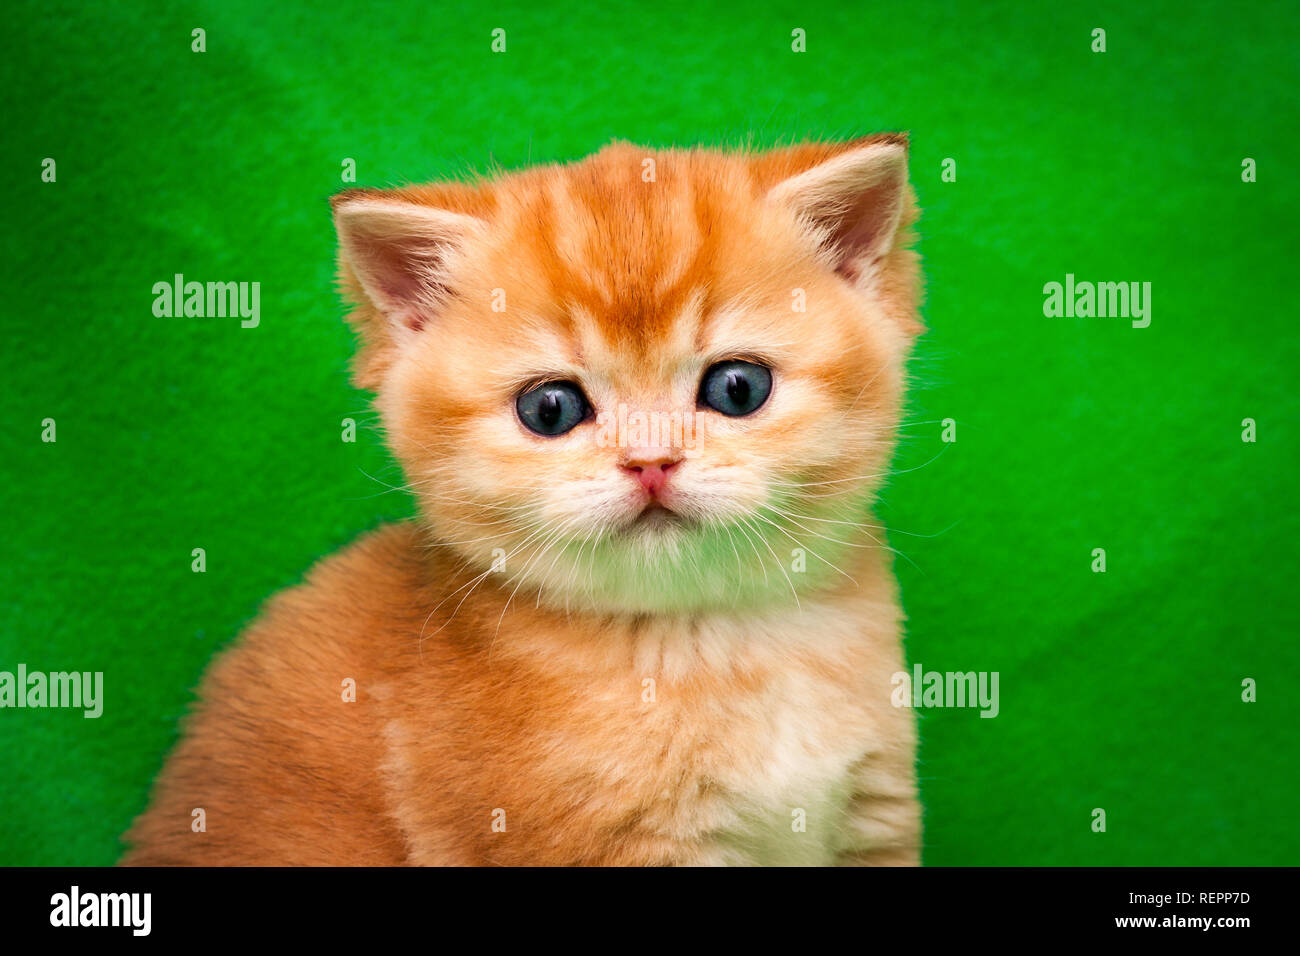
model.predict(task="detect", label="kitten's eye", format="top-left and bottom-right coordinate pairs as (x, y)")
top-left (516, 381), bottom-right (591, 436)
top-left (698, 361), bottom-right (772, 417)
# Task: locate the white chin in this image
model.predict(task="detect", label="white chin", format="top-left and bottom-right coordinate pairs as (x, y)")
top-left (618, 506), bottom-right (688, 539)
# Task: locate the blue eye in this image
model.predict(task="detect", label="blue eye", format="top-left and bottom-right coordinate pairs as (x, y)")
top-left (516, 381), bottom-right (591, 436)
top-left (699, 361), bottom-right (772, 417)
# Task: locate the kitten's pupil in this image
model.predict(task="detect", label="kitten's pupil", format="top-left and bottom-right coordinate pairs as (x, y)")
top-left (539, 391), bottom-right (562, 427)
top-left (725, 371), bottom-right (750, 407)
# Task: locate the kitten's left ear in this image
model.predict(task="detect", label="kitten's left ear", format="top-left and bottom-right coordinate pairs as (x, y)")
top-left (331, 192), bottom-right (486, 336)
top-left (766, 138), bottom-right (911, 286)
top-left (330, 190), bottom-right (489, 388)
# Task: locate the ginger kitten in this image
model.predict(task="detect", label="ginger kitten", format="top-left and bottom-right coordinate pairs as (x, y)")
top-left (124, 134), bottom-right (925, 866)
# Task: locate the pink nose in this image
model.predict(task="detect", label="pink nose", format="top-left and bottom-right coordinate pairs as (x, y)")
top-left (621, 456), bottom-right (681, 496)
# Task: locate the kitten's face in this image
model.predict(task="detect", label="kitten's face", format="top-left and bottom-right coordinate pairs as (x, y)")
top-left (334, 138), bottom-right (922, 614)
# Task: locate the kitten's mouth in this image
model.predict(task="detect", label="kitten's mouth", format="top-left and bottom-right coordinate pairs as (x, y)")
top-left (626, 502), bottom-right (685, 531)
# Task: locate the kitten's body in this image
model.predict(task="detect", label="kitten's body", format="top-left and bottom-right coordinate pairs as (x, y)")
top-left (125, 136), bottom-right (925, 866)
top-left (124, 523), bottom-right (917, 865)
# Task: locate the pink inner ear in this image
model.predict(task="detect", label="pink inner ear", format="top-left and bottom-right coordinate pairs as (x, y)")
top-left (769, 143), bottom-right (908, 283)
top-left (356, 238), bottom-right (454, 333)
top-left (823, 179), bottom-right (901, 282)
top-left (335, 201), bottom-right (481, 334)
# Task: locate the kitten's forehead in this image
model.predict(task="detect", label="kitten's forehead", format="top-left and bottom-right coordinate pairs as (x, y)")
top-left (504, 145), bottom-right (745, 361)
top-left (567, 294), bottom-right (706, 390)
top-left (464, 140), bottom-right (906, 395)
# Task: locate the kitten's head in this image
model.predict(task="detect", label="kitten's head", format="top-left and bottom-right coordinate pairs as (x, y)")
top-left (332, 136), bottom-right (922, 614)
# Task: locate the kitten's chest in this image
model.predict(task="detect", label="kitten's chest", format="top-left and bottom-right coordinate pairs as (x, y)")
top-left (670, 667), bottom-right (875, 865)
top-left (594, 619), bottom-right (885, 866)
top-left (392, 599), bottom-right (901, 866)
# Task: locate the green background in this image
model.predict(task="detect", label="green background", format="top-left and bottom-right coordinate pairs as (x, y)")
top-left (2, 0), bottom-right (1296, 866)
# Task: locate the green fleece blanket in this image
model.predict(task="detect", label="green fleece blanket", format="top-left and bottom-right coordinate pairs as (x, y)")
top-left (1, 0), bottom-right (1295, 865)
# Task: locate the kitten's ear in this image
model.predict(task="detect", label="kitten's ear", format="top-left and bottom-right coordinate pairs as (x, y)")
top-left (765, 137), bottom-right (910, 285)
top-left (331, 192), bottom-right (485, 335)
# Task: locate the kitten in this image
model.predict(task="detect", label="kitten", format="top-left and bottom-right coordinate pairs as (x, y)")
top-left (123, 134), bottom-right (925, 866)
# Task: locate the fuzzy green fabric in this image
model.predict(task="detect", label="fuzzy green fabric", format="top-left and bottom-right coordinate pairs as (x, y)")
top-left (1, 0), bottom-right (1295, 866)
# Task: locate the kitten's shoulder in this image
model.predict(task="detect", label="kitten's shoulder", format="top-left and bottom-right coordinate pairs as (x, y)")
top-left (225, 521), bottom-right (437, 680)
top-left (157, 519), bottom-right (436, 760)
top-left (121, 523), bottom-right (429, 864)
top-left (265, 521), bottom-right (430, 622)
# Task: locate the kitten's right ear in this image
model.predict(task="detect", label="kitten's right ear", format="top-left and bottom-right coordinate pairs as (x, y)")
top-left (331, 191), bottom-right (486, 336)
